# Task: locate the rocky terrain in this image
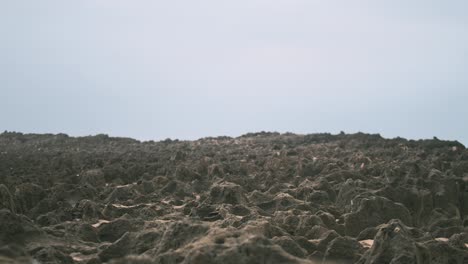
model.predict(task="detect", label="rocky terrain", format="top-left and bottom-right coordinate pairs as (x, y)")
top-left (0, 131), bottom-right (467, 264)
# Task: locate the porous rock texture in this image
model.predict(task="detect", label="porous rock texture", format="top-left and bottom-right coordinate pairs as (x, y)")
top-left (0, 131), bottom-right (467, 263)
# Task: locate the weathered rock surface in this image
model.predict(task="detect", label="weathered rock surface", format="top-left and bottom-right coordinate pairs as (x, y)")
top-left (0, 131), bottom-right (467, 263)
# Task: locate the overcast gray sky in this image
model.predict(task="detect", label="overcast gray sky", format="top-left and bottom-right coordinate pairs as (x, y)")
top-left (1, 1), bottom-right (467, 144)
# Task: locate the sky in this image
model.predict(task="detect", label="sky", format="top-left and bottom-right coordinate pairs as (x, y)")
top-left (1, 0), bottom-right (467, 144)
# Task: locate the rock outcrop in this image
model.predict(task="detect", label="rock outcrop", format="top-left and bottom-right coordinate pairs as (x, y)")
top-left (0, 131), bottom-right (467, 263)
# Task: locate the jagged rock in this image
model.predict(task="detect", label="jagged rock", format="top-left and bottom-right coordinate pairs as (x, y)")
top-left (0, 256), bottom-right (33, 264)
top-left (102, 164), bottom-right (127, 184)
top-left (33, 246), bottom-right (74, 264)
top-left (376, 186), bottom-right (434, 227)
top-left (447, 232), bottom-right (468, 249)
top-left (175, 165), bottom-right (201, 182)
top-left (1, 132), bottom-right (467, 263)
top-left (315, 230), bottom-right (341, 253)
top-left (105, 185), bottom-right (139, 203)
top-left (159, 180), bottom-right (191, 199)
top-left (323, 236), bottom-right (364, 263)
top-left (357, 219), bottom-right (428, 264)
top-left (14, 183), bottom-right (45, 214)
top-left (423, 240), bottom-right (467, 264)
top-left (182, 234), bottom-right (311, 264)
top-left (344, 196), bottom-right (412, 236)
top-left (248, 190), bottom-right (274, 204)
top-left (135, 180), bottom-right (156, 195)
top-left (75, 199), bottom-right (103, 220)
top-left (356, 227), bottom-right (378, 240)
top-left (336, 179), bottom-right (367, 211)
top-left (0, 209), bottom-right (41, 245)
top-left (229, 204), bottom-right (251, 216)
top-left (190, 204), bottom-right (223, 221)
top-left (78, 223), bottom-right (100, 242)
top-left (294, 236), bottom-right (317, 254)
top-left (0, 184), bottom-right (16, 213)
top-left (36, 212), bottom-right (59, 226)
top-left (99, 232), bottom-right (132, 262)
top-left (133, 229), bottom-right (163, 254)
top-left (272, 236), bottom-right (308, 258)
top-left (258, 193), bottom-right (306, 214)
top-left (80, 169), bottom-right (106, 187)
top-left (155, 221), bottom-right (209, 254)
top-left (109, 255), bottom-right (155, 264)
top-left (208, 164), bottom-right (225, 178)
top-left (209, 181), bottom-right (248, 205)
top-left (98, 218), bottom-right (134, 242)
top-left (317, 211), bottom-right (344, 234)
top-left (0, 244), bottom-right (30, 261)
